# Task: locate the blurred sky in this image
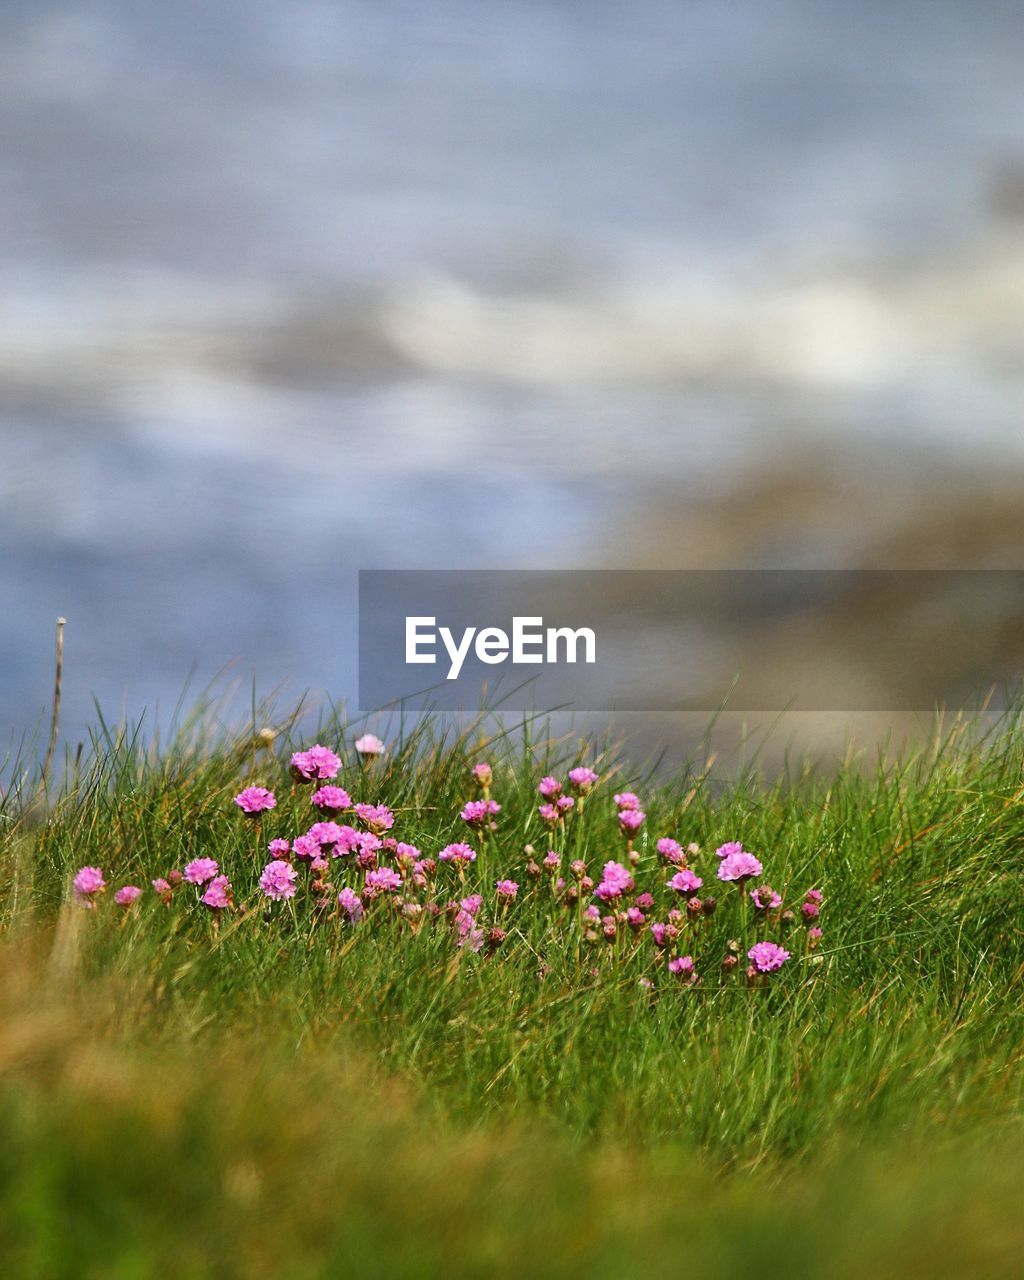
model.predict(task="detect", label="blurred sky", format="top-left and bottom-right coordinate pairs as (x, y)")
top-left (2, 0), bottom-right (1024, 745)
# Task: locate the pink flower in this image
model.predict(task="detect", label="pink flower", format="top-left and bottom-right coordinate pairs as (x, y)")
top-left (461, 799), bottom-right (501, 828)
top-left (459, 894), bottom-right (484, 917)
top-left (267, 838), bottom-right (291, 859)
top-left (233, 786), bottom-right (277, 815)
top-left (439, 842), bottom-right (477, 864)
top-left (668, 955), bottom-right (696, 978)
top-left (291, 744), bottom-right (342, 782)
top-left (307, 821), bottom-right (347, 851)
top-left (594, 860), bottom-right (634, 901)
top-left (556, 795), bottom-right (575, 813)
top-left (73, 866), bottom-right (106, 898)
top-left (201, 875), bottom-right (232, 910)
top-left (635, 891), bottom-right (655, 909)
top-left (656, 838), bottom-right (684, 864)
top-left (801, 901), bottom-right (820, 920)
top-left (538, 802), bottom-right (560, 826)
top-left (292, 834), bottom-right (321, 862)
top-left (184, 857), bottom-right (219, 885)
top-left (354, 803), bottom-right (394, 834)
top-left (748, 941), bottom-right (790, 973)
top-left (614, 792), bottom-right (642, 810)
top-left (650, 922), bottom-right (677, 948)
top-left (114, 885), bottom-right (142, 907)
top-left (364, 866), bottom-right (402, 894)
top-left (668, 869), bottom-right (703, 896)
top-left (805, 889), bottom-right (824, 905)
top-left (495, 879), bottom-right (518, 899)
top-left (311, 785), bottom-right (352, 814)
top-left (538, 776), bottom-right (562, 799)
top-left (807, 926), bottom-right (823, 948)
top-left (715, 841), bottom-right (746, 860)
top-left (471, 762), bottom-right (493, 787)
top-left (567, 767), bottom-right (599, 793)
top-left (543, 851), bottom-right (560, 869)
top-left (626, 906), bottom-right (645, 928)
top-left (395, 842), bottom-right (421, 864)
top-left (751, 885), bottom-right (782, 911)
top-left (260, 859), bottom-right (298, 901)
top-left (717, 851), bottom-right (763, 883)
top-left (618, 808), bottom-right (646, 835)
top-left (151, 878), bottom-right (172, 899)
top-left (354, 733), bottom-right (385, 757)
top-left (337, 887), bottom-right (364, 922)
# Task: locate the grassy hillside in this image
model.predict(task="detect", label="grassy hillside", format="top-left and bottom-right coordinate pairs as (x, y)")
top-left (1, 699), bottom-right (1022, 1278)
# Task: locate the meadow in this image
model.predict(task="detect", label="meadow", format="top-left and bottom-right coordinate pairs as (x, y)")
top-left (1, 695), bottom-right (1022, 1278)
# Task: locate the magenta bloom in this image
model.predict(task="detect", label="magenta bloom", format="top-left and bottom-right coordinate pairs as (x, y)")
top-left (233, 786), bottom-right (277, 815)
top-left (807, 926), bottom-right (823, 947)
top-left (495, 879), bottom-right (518, 899)
top-left (556, 795), bottom-right (575, 814)
top-left (618, 808), bottom-right (646, 835)
top-left (537, 802), bottom-right (560, 826)
top-left (594, 860), bottom-right (635, 901)
top-left (567, 766), bottom-right (599, 793)
top-left (461, 799), bottom-right (501, 828)
top-left (805, 888), bottom-right (824, 904)
top-left (626, 906), bottom-right (645, 928)
top-left (184, 857), bottom-right (219, 885)
top-left (395, 842), bottom-right (421, 864)
top-left (201, 875), bottom-right (232, 910)
top-left (260, 859), bottom-right (298, 901)
top-left (538, 776), bottom-right (562, 799)
top-left (614, 791), bottom-right (642, 810)
top-left (751, 885), bottom-right (782, 911)
top-left (311, 785), bottom-right (352, 814)
top-left (668, 955), bottom-right (696, 978)
top-left (337, 887), bottom-right (364, 922)
top-left (73, 866), bottom-right (106, 898)
top-left (365, 866), bottom-right (402, 894)
top-left (354, 803), bottom-right (394, 834)
top-left (543, 850), bottom-right (560, 869)
top-left (650, 922), bottom-right (677, 948)
top-left (292, 834), bottom-right (321, 862)
top-left (715, 841), bottom-right (746, 860)
top-left (656, 838), bottom-right (684, 864)
top-left (471, 762), bottom-right (493, 787)
top-left (267, 838), bottom-right (291, 859)
top-left (291, 744), bottom-right (343, 782)
top-left (307, 821), bottom-right (347, 851)
top-left (668, 869), bottom-right (703, 896)
top-left (114, 885), bottom-right (142, 907)
top-left (439, 842), bottom-right (477, 865)
top-left (748, 940), bottom-right (790, 973)
top-left (151, 877), bottom-right (172, 899)
top-left (802, 901), bottom-right (820, 920)
top-left (354, 733), bottom-right (385, 757)
top-left (717, 851), bottom-right (763, 883)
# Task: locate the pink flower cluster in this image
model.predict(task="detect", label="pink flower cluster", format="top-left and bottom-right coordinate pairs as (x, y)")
top-left (72, 747), bottom-right (827, 990)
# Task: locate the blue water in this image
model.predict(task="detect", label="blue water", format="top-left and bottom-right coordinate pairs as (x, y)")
top-left (2, 0), bottom-right (1023, 743)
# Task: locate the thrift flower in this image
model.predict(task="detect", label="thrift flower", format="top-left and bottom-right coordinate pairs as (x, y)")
top-left (201, 875), bottom-right (232, 910)
top-left (439, 842), bottom-right (477, 865)
top-left (668, 869), bottom-right (703, 896)
top-left (594, 860), bottom-right (634, 901)
top-left (715, 841), bottom-right (746, 859)
top-left (461, 799), bottom-right (501, 828)
top-left (805, 889), bottom-right (824, 904)
top-left (751, 885), bottom-right (782, 911)
top-left (556, 795), bottom-right (575, 814)
top-left (114, 885), bottom-right (142, 907)
top-left (802, 901), bottom-right (821, 920)
top-left (543, 851), bottom-right (560, 869)
top-left (365, 867), bottom-right (402, 894)
top-left (748, 941), bottom-right (791, 973)
top-left (656, 837), bottom-right (684, 864)
top-left (354, 733), bottom-right (385, 757)
top-left (495, 879), bottom-right (518, 899)
top-left (538, 776), bottom-right (562, 799)
top-left (291, 744), bottom-right (342, 782)
top-left (471, 762), bottom-right (493, 788)
top-left (184, 857), bottom-right (219, 885)
top-left (538, 803), bottom-right (560, 826)
top-left (260, 859), bottom-right (298, 901)
top-left (151, 877), bottom-right (172, 900)
top-left (267, 838), bottom-right (291, 859)
top-left (354, 803), bottom-right (394, 834)
top-left (337, 887), bottom-right (364, 922)
top-left (717, 851), bottom-right (763, 883)
top-left (233, 786), bottom-right (277, 815)
top-left (567, 766), bottom-right (599, 793)
top-left (668, 955), bottom-right (696, 978)
top-left (614, 791), bottom-right (642, 810)
top-left (311, 785), bottom-right (352, 814)
top-left (73, 866), bottom-right (106, 899)
top-left (618, 808), bottom-right (646, 835)
top-left (807, 926), bottom-right (823, 948)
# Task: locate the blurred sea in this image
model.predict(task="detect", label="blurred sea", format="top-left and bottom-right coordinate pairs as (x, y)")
top-left (2, 0), bottom-right (1024, 745)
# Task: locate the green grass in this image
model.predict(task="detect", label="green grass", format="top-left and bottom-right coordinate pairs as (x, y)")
top-left (1, 697), bottom-right (1023, 1278)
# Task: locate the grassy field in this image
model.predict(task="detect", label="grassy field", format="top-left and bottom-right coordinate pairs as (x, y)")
top-left (1, 697), bottom-right (1023, 1278)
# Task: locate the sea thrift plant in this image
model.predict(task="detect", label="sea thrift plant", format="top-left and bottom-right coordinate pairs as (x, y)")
top-left (260, 860), bottom-right (298, 901)
top-left (184, 858), bottom-right (219, 885)
top-left (234, 786), bottom-right (277, 815)
top-left (567, 767), bottom-right (599, 793)
top-left (291, 745), bottom-right (343, 782)
top-left (73, 866), bottom-right (106, 900)
top-left (354, 734), bottom-right (384, 757)
top-left (311, 786), bottom-right (352, 814)
top-left (114, 885), bottom-right (143, 907)
top-left (748, 941), bottom-right (791, 973)
top-left (717, 850), bottom-right (764, 884)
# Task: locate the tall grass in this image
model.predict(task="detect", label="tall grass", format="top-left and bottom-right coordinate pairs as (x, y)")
top-left (1, 695), bottom-right (1023, 1277)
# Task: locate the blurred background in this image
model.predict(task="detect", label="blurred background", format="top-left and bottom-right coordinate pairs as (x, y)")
top-left (3, 0), bottom-right (1024, 756)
